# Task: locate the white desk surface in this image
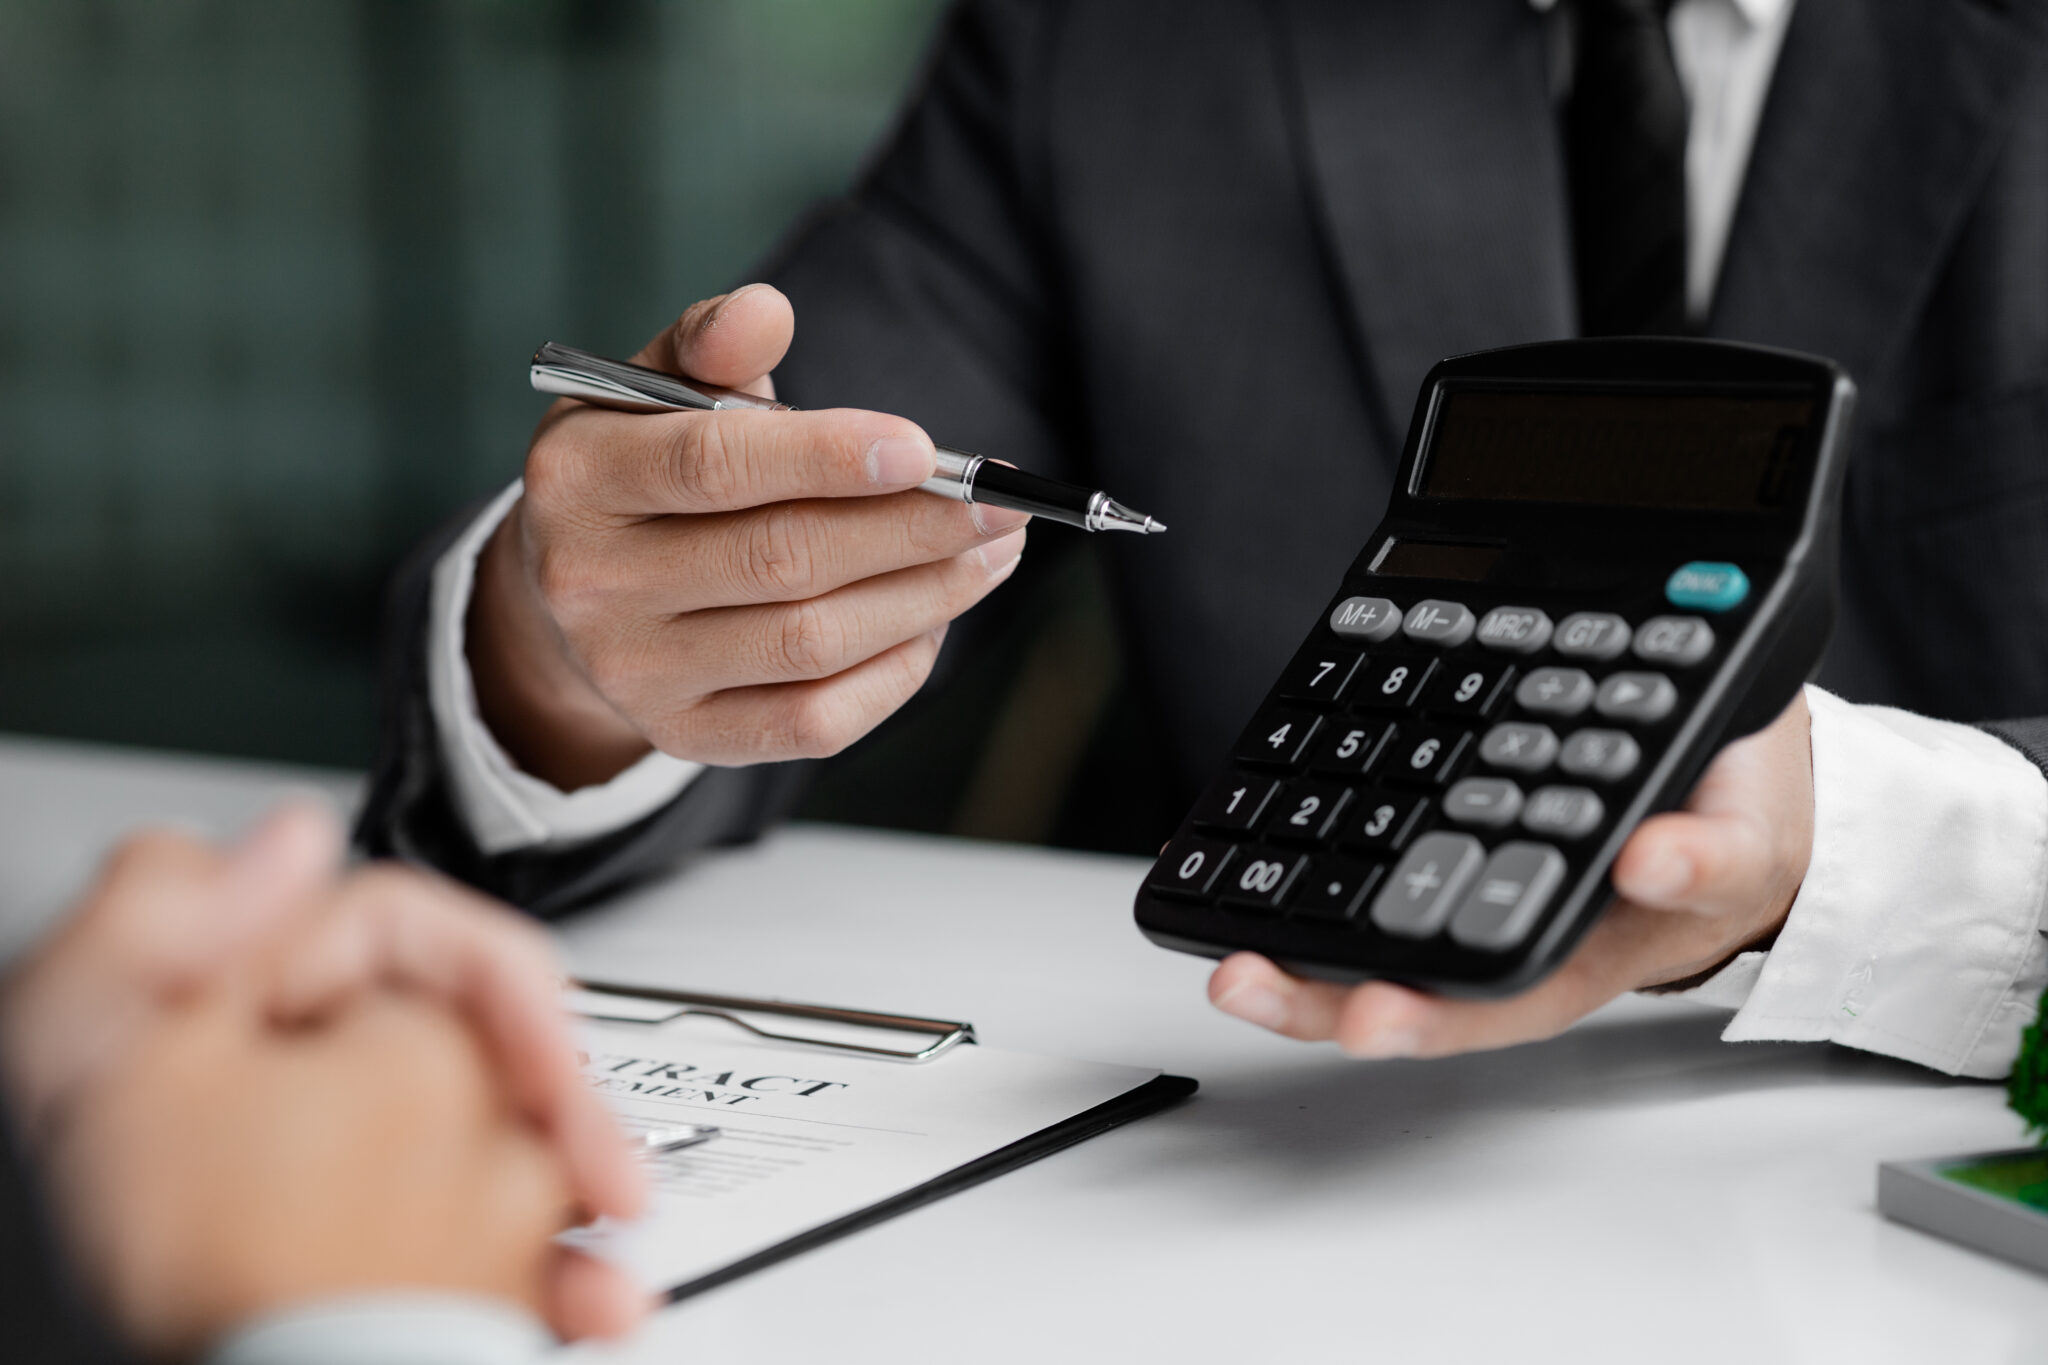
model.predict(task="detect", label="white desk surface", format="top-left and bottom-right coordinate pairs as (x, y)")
top-left (3, 734), bottom-right (2045, 1364)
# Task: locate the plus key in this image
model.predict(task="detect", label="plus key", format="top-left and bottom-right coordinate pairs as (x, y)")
top-left (1369, 832), bottom-right (1485, 938)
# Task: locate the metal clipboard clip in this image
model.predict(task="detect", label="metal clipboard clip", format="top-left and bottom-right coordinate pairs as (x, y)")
top-left (567, 979), bottom-right (977, 1064)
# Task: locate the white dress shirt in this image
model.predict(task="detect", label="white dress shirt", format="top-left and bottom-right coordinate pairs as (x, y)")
top-left (207, 1293), bottom-right (553, 1365)
top-left (428, 481), bottom-right (702, 855)
top-left (427, 0), bottom-right (2048, 1078)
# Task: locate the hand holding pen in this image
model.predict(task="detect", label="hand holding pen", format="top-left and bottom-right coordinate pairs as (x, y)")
top-left (463, 285), bottom-right (1112, 791)
top-left (532, 345), bottom-right (1164, 535)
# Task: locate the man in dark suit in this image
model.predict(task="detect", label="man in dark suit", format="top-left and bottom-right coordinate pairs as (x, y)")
top-left (360, 0), bottom-right (2048, 1072)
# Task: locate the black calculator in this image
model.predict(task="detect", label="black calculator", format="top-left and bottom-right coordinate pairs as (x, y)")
top-left (1134, 339), bottom-right (1855, 995)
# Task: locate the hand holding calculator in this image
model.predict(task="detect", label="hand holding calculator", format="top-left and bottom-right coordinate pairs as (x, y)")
top-left (1136, 339), bottom-right (1855, 997)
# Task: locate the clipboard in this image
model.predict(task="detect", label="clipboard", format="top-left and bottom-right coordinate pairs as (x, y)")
top-left (566, 979), bottom-right (1198, 1302)
top-left (569, 978), bottom-right (979, 1062)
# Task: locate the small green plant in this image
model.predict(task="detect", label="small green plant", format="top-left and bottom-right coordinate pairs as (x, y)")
top-left (2010, 982), bottom-right (2048, 1140)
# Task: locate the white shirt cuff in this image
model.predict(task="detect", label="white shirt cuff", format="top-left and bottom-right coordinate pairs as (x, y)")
top-left (1665, 684), bottom-right (2048, 1077)
top-left (207, 1293), bottom-right (553, 1365)
top-left (427, 481), bottom-right (703, 856)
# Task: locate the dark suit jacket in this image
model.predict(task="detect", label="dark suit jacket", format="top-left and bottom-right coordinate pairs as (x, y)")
top-left (359, 0), bottom-right (2048, 914)
top-left (0, 1099), bottom-right (128, 1365)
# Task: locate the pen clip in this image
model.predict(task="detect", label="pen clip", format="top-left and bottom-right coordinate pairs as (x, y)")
top-left (531, 342), bottom-right (788, 414)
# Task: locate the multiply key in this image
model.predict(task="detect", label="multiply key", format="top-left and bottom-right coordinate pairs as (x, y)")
top-left (1480, 722), bottom-right (1558, 773)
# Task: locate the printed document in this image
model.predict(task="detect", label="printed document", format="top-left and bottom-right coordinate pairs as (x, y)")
top-left (565, 1011), bottom-right (1160, 1293)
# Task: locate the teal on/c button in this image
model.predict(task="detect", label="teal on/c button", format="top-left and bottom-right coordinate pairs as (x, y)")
top-left (1666, 562), bottom-right (1750, 612)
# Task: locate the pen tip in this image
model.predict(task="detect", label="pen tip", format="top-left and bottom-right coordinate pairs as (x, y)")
top-left (1144, 518), bottom-right (1168, 534)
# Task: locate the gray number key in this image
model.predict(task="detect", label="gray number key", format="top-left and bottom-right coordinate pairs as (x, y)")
top-left (1449, 842), bottom-right (1568, 950)
top-left (1402, 599), bottom-right (1475, 646)
top-left (1370, 832), bottom-right (1485, 938)
top-left (1479, 722), bottom-right (1558, 773)
top-left (1443, 777), bottom-right (1524, 828)
top-left (1558, 728), bottom-right (1641, 780)
top-left (1475, 606), bottom-right (1553, 653)
top-left (1521, 785), bottom-right (1605, 840)
top-left (1632, 615), bottom-right (1715, 667)
top-left (1594, 672), bottom-right (1677, 723)
top-left (1329, 595), bottom-right (1403, 642)
top-left (1515, 667), bottom-right (1595, 716)
top-left (1553, 612), bottom-right (1633, 660)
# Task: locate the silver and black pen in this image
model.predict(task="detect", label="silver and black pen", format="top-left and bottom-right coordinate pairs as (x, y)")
top-left (530, 343), bottom-right (1167, 535)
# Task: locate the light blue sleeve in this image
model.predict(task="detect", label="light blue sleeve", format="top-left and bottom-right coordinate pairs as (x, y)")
top-left (207, 1293), bottom-right (554, 1365)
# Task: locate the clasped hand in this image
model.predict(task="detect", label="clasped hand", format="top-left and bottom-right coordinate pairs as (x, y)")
top-left (0, 804), bottom-right (649, 1357)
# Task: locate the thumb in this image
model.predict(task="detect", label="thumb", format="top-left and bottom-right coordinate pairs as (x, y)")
top-left (640, 283), bottom-right (794, 397)
top-left (542, 1246), bottom-right (653, 1342)
top-left (1610, 806), bottom-right (1777, 919)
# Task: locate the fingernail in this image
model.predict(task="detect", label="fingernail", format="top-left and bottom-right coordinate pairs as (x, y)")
top-left (701, 282), bottom-right (759, 331)
top-left (974, 529), bottom-right (1026, 577)
top-left (866, 435), bottom-right (934, 486)
top-left (226, 798), bottom-right (343, 888)
top-left (1349, 1025), bottom-right (1421, 1060)
top-left (970, 502), bottom-right (1031, 536)
top-left (1213, 981), bottom-right (1290, 1032)
top-left (1629, 849), bottom-right (1694, 904)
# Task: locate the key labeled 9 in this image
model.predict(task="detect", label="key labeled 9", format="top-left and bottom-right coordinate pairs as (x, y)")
top-left (1421, 660), bottom-right (1514, 717)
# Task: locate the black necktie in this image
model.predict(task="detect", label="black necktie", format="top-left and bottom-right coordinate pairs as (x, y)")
top-left (1566, 0), bottom-right (1690, 336)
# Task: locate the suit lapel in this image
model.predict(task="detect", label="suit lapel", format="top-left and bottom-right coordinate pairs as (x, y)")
top-left (1272, 0), bottom-right (1575, 439)
top-left (1709, 0), bottom-right (2048, 386)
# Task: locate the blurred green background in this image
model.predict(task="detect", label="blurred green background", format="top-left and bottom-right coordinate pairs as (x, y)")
top-left (0, 0), bottom-right (947, 763)
top-left (0, 0), bottom-right (1171, 852)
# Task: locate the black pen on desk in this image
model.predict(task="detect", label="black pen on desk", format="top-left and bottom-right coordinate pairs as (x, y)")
top-left (530, 343), bottom-right (1167, 535)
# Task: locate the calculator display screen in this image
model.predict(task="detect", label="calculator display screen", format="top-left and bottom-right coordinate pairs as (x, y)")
top-left (1420, 388), bottom-right (1817, 511)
